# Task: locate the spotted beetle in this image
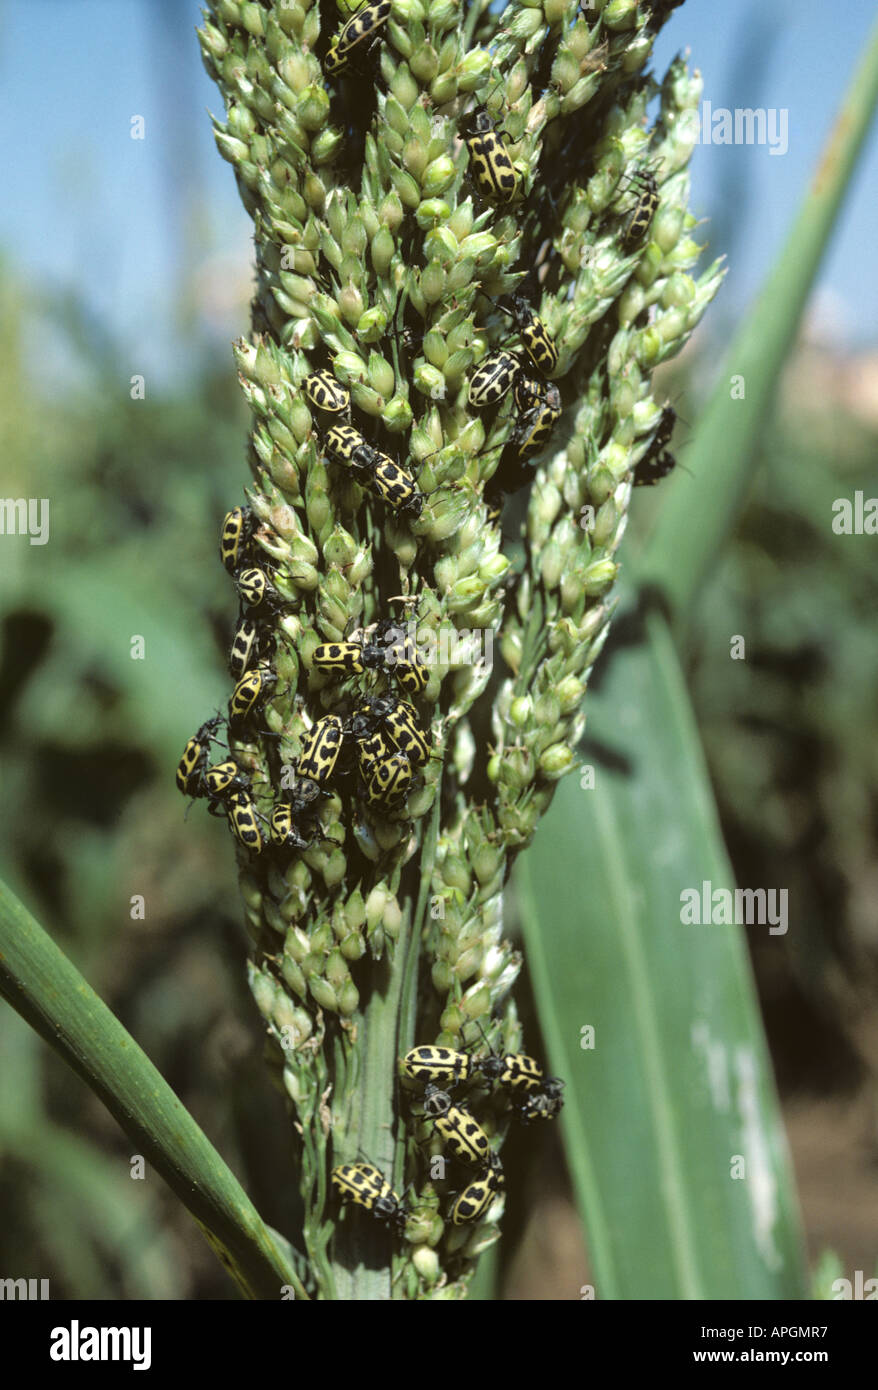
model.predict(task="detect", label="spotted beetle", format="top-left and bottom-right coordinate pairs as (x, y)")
top-left (514, 1076), bottom-right (565, 1124)
top-left (228, 615), bottom-right (265, 681)
top-left (392, 654), bottom-right (428, 697)
top-left (634, 449), bottom-right (676, 487)
top-left (270, 798), bottom-right (338, 854)
top-left (311, 639), bottom-right (386, 677)
top-left (228, 662), bottom-right (277, 729)
top-left (235, 566), bottom-right (284, 617)
top-left (269, 771), bottom-right (334, 851)
top-left (303, 369), bottom-right (350, 416)
top-left (401, 1045), bottom-right (472, 1088)
top-left (465, 1018), bottom-right (555, 1099)
top-left (404, 1026), bottom-right (547, 1099)
top-left (511, 381), bottom-right (562, 459)
top-left (345, 619), bottom-right (430, 697)
top-left (354, 726), bottom-right (395, 782)
top-left (474, 1049), bottom-right (544, 1092)
top-left (449, 1158), bottom-right (505, 1226)
top-left (325, 429), bottom-right (423, 520)
top-left (463, 107), bottom-right (519, 204)
top-left (347, 694), bottom-right (398, 741)
top-left (296, 714), bottom-right (345, 785)
top-left (323, 423), bottom-right (378, 477)
top-left (227, 790), bottom-right (264, 855)
top-left (348, 692), bottom-right (427, 761)
top-left (621, 169), bottom-right (659, 252)
top-left (331, 1161), bottom-right (408, 1234)
top-left (468, 349), bottom-right (521, 409)
top-left (176, 715), bottom-right (225, 797)
top-left (495, 293), bottom-right (558, 378)
top-left (269, 802), bottom-right (314, 853)
top-left (372, 622), bottom-right (429, 696)
top-left (382, 699), bottom-right (430, 769)
top-left (363, 749), bottom-right (412, 808)
top-left (512, 372), bottom-right (543, 416)
top-left (203, 759), bottom-right (251, 807)
top-left (364, 454), bottom-right (424, 520)
top-left (220, 506), bottom-right (255, 575)
top-left (422, 1084), bottom-right (494, 1167)
top-left (324, 0), bottom-right (392, 76)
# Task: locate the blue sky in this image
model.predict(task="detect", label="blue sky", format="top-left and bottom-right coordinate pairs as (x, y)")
top-left (1, 0), bottom-right (876, 385)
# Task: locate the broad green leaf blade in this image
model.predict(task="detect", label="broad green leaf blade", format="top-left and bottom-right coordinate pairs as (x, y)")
top-left (640, 12), bottom-right (878, 619)
top-left (517, 605), bottom-right (808, 1299)
top-left (0, 879), bottom-right (307, 1300)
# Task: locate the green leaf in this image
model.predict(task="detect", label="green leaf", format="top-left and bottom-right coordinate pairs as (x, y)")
top-left (517, 605), bottom-right (808, 1299)
top-left (0, 879), bottom-right (308, 1300)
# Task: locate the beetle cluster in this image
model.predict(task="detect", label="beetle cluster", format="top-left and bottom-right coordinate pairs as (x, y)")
top-left (323, 7), bottom-right (523, 209)
top-left (175, 708), bottom-right (271, 856)
top-left (304, 371), bottom-right (426, 523)
top-left (315, 14), bottom-right (557, 513)
top-left (315, 9), bottom-right (677, 526)
top-left (176, 491), bottom-right (434, 855)
top-left (303, 644), bottom-right (432, 813)
top-left (401, 1033), bottom-right (564, 1229)
top-left (179, 496), bottom-right (290, 848)
top-left (402, 1037), bottom-right (565, 1128)
top-left (465, 295), bottom-right (562, 517)
top-left (329, 1032), bottom-right (563, 1242)
top-left (174, 505), bottom-right (287, 855)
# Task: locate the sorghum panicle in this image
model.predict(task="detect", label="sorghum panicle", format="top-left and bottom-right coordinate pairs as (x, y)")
top-left (194, 0), bottom-right (722, 1299)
